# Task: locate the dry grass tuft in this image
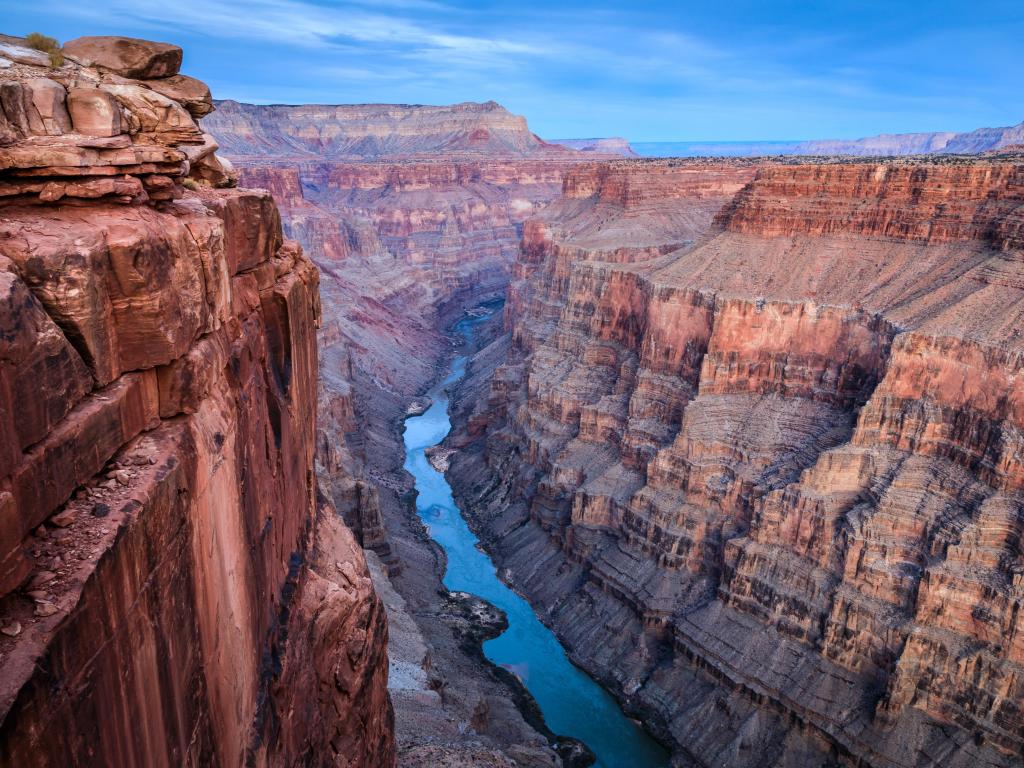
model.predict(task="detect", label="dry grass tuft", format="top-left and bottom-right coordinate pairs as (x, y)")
top-left (25, 32), bottom-right (64, 68)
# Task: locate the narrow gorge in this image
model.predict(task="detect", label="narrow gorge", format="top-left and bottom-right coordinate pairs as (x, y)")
top-left (1, 27), bottom-right (1022, 768)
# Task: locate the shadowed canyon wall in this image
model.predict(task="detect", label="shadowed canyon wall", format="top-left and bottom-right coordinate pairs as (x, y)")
top-left (0, 35), bottom-right (393, 767)
top-left (449, 157), bottom-right (1024, 767)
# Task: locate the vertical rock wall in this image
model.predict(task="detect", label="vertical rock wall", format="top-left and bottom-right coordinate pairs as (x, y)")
top-left (0, 35), bottom-right (393, 767)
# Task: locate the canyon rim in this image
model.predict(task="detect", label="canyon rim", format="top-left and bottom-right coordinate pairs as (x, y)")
top-left (0, 6), bottom-right (1023, 768)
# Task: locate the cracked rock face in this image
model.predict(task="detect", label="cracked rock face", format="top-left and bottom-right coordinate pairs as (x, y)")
top-left (452, 157), bottom-right (1024, 767)
top-left (0, 35), bottom-right (393, 767)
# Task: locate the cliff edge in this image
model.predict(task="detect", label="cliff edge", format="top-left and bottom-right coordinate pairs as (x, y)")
top-left (0, 34), bottom-right (393, 767)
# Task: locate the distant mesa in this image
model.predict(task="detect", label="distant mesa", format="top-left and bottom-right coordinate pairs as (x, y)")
top-left (203, 99), bottom-right (576, 160)
top-left (549, 137), bottom-right (639, 157)
top-left (791, 119), bottom-right (1024, 155)
top-left (634, 119), bottom-right (1024, 157)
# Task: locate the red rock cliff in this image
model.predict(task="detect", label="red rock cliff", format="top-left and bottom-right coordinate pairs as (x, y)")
top-left (0, 35), bottom-right (393, 767)
top-left (453, 156), bottom-right (1024, 767)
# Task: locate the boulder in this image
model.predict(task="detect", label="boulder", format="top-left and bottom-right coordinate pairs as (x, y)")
top-left (63, 36), bottom-right (182, 79)
top-left (190, 152), bottom-right (237, 188)
top-left (66, 87), bottom-right (123, 137)
top-left (140, 74), bottom-right (213, 117)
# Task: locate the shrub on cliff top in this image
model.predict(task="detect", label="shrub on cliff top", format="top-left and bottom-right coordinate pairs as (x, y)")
top-left (25, 32), bottom-right (64, 68)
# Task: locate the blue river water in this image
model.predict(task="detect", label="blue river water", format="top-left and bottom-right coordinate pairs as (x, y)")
top-left (402, 306), bottom-right (669, 768)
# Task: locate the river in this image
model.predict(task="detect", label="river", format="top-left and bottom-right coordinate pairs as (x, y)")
top-left (402, 305), bottom-right (669, 768)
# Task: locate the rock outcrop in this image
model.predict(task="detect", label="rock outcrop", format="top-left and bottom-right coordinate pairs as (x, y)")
top-left (0, 35), bottom-right (393, 767)
top-left (451, 156), bottom-right (1024, 767)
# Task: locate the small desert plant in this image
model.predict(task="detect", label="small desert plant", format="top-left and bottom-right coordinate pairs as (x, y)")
top-left (24, 32), bottom-right (64, 68)
top-left (181, 177), bottom-right (201, 191)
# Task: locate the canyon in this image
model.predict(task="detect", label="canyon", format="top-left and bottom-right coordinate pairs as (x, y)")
top-left (203, 95), bottom-right (610, 765)
top-left (2, 27), bottom-right (1023, 768)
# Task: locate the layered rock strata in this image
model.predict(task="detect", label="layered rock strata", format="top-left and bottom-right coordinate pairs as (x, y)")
top-left (205, 100), bottom-right (572, 160)
top-left (0, 35), bottom-right (392, 766)
top-left (451, 157), bottom-right (1024, 767)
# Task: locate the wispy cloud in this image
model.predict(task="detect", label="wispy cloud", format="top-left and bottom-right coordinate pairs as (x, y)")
top-left (6, 0), bottom-right (1022, 141)
top-left (48, 0), bottom-right (545, 59)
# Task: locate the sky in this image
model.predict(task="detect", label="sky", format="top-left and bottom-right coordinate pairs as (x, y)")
top-left (3, 0), bottom-right (1022, 142)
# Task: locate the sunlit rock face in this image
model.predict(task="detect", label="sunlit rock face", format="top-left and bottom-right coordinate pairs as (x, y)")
top-left (451, 156), bottom-right (1024, 767)
top-left (0, 34), bottom-right (393, 767)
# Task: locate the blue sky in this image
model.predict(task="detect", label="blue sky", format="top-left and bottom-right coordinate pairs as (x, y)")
top-left (3, 0), bottom-right (1022, 141)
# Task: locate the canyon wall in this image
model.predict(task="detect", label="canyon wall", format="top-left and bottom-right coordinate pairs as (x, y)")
top-left (451, 156), bottom-right (1024, 767)
top-left (0, 35), bottom-right (392, 766)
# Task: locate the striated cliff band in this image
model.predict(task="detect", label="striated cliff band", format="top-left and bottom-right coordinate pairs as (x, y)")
top-left (448, 156), bottom-right (1024, 767)
top-left (0, 35), bottom-right (392, 766)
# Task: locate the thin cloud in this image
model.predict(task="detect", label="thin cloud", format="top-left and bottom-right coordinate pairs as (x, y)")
top-left (49, 0), bottom-right (546, 58)
top-left (7, 0), bottom-right (1021, 141)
